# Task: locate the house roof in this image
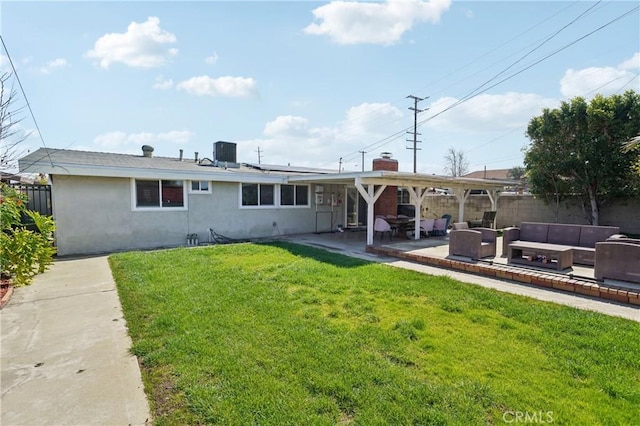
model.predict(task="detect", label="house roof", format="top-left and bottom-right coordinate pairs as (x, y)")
top-left (19, 148), bottom-right (516, 191)
top-left (0, 171), bottom-right (36, 184)
top-left (18, 148), bottom-right (326, 183)
top-left (463, 169), bottom-right (512, 180)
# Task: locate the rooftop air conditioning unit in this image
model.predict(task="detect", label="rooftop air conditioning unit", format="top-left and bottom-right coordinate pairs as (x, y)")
top-left (214, 141), bottom-right (237, 164)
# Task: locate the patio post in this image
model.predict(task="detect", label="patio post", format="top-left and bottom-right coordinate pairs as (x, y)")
top-left (452, 188), bottom-right (471, 224)
top-left (355, 177), bottom-right (386, 245)
top-left (406, 186), bottom-right (430, 240)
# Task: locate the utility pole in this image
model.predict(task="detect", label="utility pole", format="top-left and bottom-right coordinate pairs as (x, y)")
top-left (338, 157), bottom-right (343, 173)
top-left (256, 146), bottom-right (262, 164)
top-left (406, 95), bottom-right (427, 173)
top-left (359, 150), bottom-right (366, 172)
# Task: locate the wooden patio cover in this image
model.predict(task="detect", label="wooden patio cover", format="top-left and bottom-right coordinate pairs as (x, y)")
top-left (287, 170), bottom-right (514, 245)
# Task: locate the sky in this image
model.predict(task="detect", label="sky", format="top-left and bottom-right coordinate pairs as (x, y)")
top-left (2, 0), bottom-right (639, 175)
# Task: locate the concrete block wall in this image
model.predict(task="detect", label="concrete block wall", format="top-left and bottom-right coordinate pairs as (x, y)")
top-left (424, 194), bottom-right (640, 235)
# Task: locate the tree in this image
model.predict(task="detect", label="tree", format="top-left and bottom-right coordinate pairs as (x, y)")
top-left (1, 183), bottom-right (56, 286)
top-left (623, 134), bottom-right (640, 176)
top-left (507, 165), bottom-right (527, 194)
top-left (507, 166), bottom-right (525, 181)
top-left (0, 71), bottom-right (30, 172)
top-left (0, 72), bottom-right (55, 286)
top-left (524, 90), bottom-right (640, 225)
top-left (443, 147), bottom-right (469, 177)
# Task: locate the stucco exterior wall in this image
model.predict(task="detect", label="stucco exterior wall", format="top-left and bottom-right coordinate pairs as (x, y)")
top-left (424, 194), bottom-right (640, 234)
top-left (51, 176), bottom-right (345, 256)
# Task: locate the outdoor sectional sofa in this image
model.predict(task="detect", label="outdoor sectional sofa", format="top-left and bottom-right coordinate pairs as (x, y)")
top-left (594, 235), bottom-right (640, 284)
top-left (501, 222), bottom-right (620, 266)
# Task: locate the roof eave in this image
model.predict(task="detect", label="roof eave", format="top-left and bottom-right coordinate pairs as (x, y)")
top-left (19, 160), bottom-right (287, 184)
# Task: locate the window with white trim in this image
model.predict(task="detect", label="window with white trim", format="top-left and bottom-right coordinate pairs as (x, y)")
top-left (134, 179), bottom-right (186, 209)
top-left (280, 184), bottom-right (309, 206)
top-left (397, 188), bottom-right (410, 204)
top-left (190, 180), bottom-right (211, 193)
top-left (241, 183), bottom-right (274, 207)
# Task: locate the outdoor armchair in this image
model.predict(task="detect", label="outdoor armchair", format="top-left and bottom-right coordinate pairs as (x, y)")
top-left (419, 218), bottom-right (435, 237)
top-left (431, 214), bottom-right (452, 236)
top-left (469, 211), bottom-right (497, 229)
top-left (374, 217), bottom-right (393, 241)
top-left (449, 227), bottom-right (497, 260)
top-left (594, 237), bottom-right (640, 284)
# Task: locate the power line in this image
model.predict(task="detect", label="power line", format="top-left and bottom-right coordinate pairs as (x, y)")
top-left (419, 1), bottom-right (587, 99)
top-left (415, 4), bottom-right (640, 130)
top-left (459, 0), bottom-right (603, 104)
top-left (327, 2), bottom-right (637, 171)
top-left (0, 35), bottom-right (54, 169)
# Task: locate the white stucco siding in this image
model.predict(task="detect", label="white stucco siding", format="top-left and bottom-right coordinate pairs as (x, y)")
top-left (185, 182), bottom-right (340, 241)
top-left (51, 176), bottom-right (345, 256)
top-left (51, 175), bottom-right (190, 255)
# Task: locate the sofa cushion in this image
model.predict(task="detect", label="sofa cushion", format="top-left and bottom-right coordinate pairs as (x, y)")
top-left (519, 222), bottom-right (549, 243)
top-left (578, 225), bottom-right (620, 248)
top-left (547, 223), bottom-right (581, 246)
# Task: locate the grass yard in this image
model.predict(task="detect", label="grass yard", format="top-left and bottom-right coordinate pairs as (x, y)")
top-left (109, 242), bottom-right (640, 425)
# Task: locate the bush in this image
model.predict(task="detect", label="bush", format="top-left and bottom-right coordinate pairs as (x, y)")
top-left (0, 183), bottom-right (56, 286)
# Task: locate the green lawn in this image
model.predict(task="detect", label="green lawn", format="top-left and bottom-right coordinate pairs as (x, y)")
top-left (109, 242), bottom-right (640, 425)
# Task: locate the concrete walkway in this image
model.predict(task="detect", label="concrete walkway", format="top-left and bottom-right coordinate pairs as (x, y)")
top-left (1, 256), bottom-right (151, 426)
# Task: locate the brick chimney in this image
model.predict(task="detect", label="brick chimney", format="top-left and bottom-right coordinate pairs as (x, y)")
top-left (372, 152), bottom-right (398, 218)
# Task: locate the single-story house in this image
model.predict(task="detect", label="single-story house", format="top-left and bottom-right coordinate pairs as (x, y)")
top-left (19, 142), bottom-right (513, 256)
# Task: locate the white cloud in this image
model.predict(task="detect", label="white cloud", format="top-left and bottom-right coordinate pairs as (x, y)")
top-left (205, 52), bottom-right (219, 65)
top-left (86, 16), bottom-right (178, 69)
top-left (560, 67), bottom-right (637, 98)
top-left (239, 102), bottom-right (404, 169)
top-left (558, 52), bottom-right (640, 98)
top-left (619, 52), bottom-right (640, 70)
top-left (176, 75), bottom-right (258, 98)
top-left (304, 0), bottom-right (451, 45)
top-left (264, 116), bottom-right (311, 138)
top-left (39, 58), bottom-right (70, 74)
top-left (153, 75), bottom-right (174, 90)
top-left (93, 130), bottom-right (193, 151)
top-left (341, 102), bottom-right (404, 138)
top-left (426, 92), bottom-right (558, 133)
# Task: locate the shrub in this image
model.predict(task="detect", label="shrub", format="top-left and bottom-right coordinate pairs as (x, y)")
top-left (0, 183), bottom-right (56, 286)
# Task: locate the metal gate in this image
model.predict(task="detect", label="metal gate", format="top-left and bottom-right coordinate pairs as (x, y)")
top-left (9, 184), bottom-right (52, 216)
